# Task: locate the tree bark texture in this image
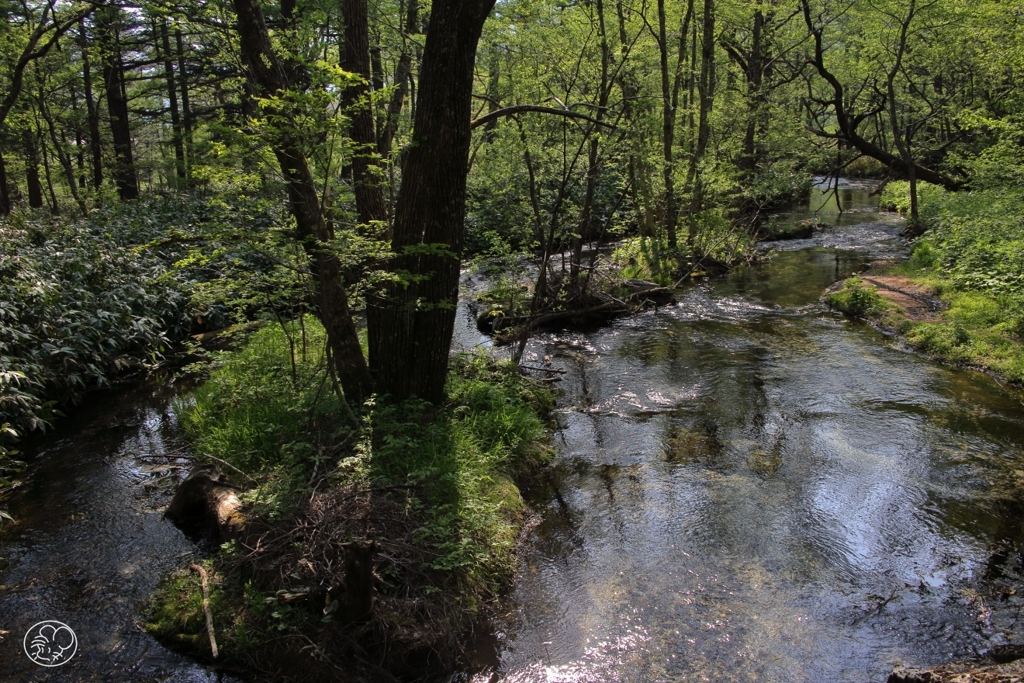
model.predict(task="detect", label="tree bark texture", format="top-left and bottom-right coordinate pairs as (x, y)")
top-left (0, 150), bottom-right (10, 215)
top-left (368, 0), bottom-right (495, 403)
top-left (79, 19), bottom-right (103, 190)
top-left (340, 0), bottom-right (388, 227)
top-left (96, 3), bottom-right (139, 201)
top-left (24, 130), bottom-right (44, 209)
top-left (160, 20), bottom-right (187, 182)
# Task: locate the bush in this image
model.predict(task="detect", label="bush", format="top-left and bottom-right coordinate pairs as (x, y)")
top-left (825, 278), bottom-right (887, 317)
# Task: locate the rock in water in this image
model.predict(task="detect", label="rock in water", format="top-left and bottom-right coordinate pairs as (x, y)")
top-left (888, 649), bottom-right (1024, 682)
top-left (165, 464), bottom-right (245, 542)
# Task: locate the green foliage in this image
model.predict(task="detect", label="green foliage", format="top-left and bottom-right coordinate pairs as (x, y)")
top-left (884, 181), bottom-right (1024, 297)
top-left (178, 319), bottom-right (553, 590)
top-left (864, 181), bottom-right (1024, 380)
top-left (178, 316), bottom-right (347, 516)
top-left (612, 237), bottom-right (685, 286)
top-left (825, 278), bottom-right (887, 317)
top-left (0, 204), bottom-right (188, 442)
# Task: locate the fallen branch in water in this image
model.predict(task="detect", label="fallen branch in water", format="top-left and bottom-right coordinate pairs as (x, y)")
top-left (518, 364), bottom-right (567, 373)
top-left (191, 564), bottom-right (219, 659)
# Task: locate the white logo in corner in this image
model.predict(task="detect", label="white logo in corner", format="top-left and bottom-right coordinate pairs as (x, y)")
top-left (23, 620), bottom-right (78, 667)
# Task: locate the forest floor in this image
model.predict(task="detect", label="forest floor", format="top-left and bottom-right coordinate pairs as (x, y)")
top-left (145, 320), bottom-right (556, 682)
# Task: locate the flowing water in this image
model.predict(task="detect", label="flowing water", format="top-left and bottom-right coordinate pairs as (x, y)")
top-left (463, 179), bottom-right (1024, 682)
top-left (0, 381), bottom-right (238, 682)
top-left (2, 179), bottom-right (1023, 683)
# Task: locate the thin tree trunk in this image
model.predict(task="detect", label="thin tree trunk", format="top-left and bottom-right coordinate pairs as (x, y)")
top-left (175, 28), bottom-right (194, 176)
top-left (80, 18), bottom-right (103, 190)
top-left (686, 0), bottom-right (715, 248)
top-left (38, 122), bottom-right (60, 213)
top-left (160, 19), bottom-right (186, 182)
top-left (0, 150), bottom-right (11, 215)
top-left (71, 87), bottom-right (86, 190)
top-left (232, 0), bottom-right (373, 404)
top-left (570, 0), bottom-right (610, 284)
top-left (657, 0), bottom-right (676, 248)
top-left (38, 81), bottom-right (88, 215)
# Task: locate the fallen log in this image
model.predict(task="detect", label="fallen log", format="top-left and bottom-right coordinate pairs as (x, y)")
top-left (165, 465), bottom-right (245, 542)
top-left (490, 286), bottom-right (673, 333)
top-left (888, 646), bottom-right (1024, 682)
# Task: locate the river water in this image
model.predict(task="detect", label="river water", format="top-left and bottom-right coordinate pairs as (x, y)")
top-left (0, 382), bottom-right (235, 682)
top-left (2, 180), bottom-right (1023, 682)
top-left (466, 179), bottom-right (1024, 682)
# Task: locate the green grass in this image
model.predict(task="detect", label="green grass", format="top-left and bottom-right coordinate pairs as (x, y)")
top-left (154, 318), bottom-right (554, 676)
top-left (844, 182), bottom-right (1024, 382)
top-left (825, 277), bottom-right (888, 317)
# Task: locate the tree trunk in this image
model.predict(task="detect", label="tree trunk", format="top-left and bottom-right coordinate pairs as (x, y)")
top-left (175, 29), bottom-right (194, 176)
top-left (369, 0), bottom-right (496, 403)
top-left (80, 19), bottom-right (103, 191)
top-left (38, 122), bottom-right (60, 213)
top-left (232, 0), bottom-right (373, 404)
top-left (741, 6), bottom-right (764, 174)
top-left (96, 3), bottom-right (139, 201)
top-left (340, 0), bottom-right (388, 227)
top-left (38, 81), bottom-right (88, 215)
top-left (0, 150), bottom-right (10, 215)
top-left (24, 130), bottom-right (44, 209)
top-left (657, 0), bottom-right (676, 248)
top-left (160, 19), bottom-right (186, 182)
top-left (570, 0), bottom-right (610, 284)
top-left (686, 0), bottom-right (715, 248)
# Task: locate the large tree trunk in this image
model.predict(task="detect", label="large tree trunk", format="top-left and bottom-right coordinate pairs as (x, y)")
top-left (232, 0), bottom-right (373, 404)
top-left (96, 3), bottom-right (139, 201)
top-left (24, 129), bottom-right (44, 209)
top-left (368, 0), bottom-right (495, 404)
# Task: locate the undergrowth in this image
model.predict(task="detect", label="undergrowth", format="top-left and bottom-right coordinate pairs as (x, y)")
top-left (151, 318), bottom-right (554, 681)
top-left (843, 182), bottom-right (1024, 382)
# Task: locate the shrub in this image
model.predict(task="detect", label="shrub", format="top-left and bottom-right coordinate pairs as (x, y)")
top-left (825, 278), bottom-right (887, 317)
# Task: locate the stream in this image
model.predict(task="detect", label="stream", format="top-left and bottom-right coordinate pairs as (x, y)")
top-left (1, 179), bottom-right (1023, 682)
top-left (0, 381), bottom-right (237, 682)
top-left (462, 179), bottom-right (1024, 682)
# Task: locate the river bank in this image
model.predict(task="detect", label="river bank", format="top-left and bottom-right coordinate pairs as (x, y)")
top-left (465, 179), bottom-right (1024, 682)
top-left (826, 182), bottom-right (1024, 385)
top-left (145, 319), bottom-right (556, 682)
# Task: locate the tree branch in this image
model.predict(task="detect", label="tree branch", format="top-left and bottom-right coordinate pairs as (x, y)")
top-left (471, 105), bottom-right (617, 130)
